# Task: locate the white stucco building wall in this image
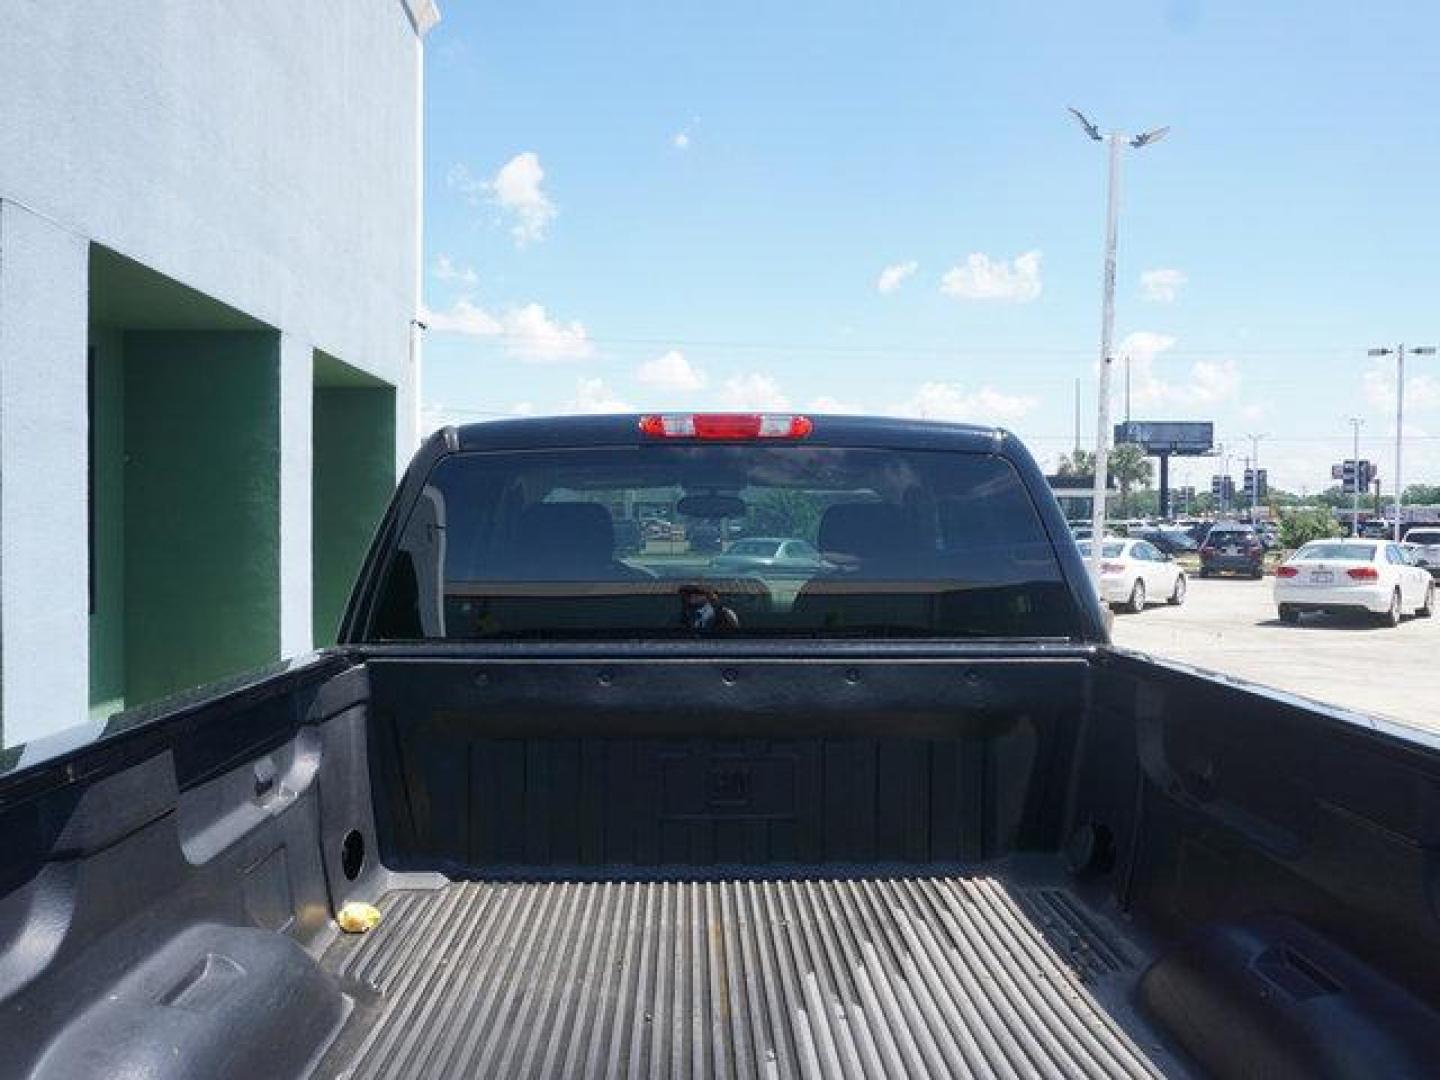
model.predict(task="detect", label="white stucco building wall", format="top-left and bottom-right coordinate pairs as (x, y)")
top-left (0, 0), bottom-right (436, 746)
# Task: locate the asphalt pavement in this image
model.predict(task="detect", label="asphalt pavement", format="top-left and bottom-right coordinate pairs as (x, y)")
top-left (1110, 574), bottom-right (1439, 732)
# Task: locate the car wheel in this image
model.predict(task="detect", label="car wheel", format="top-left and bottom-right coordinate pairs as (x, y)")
top-left (1168, 574), bottom-right (1187, 606)
top-left (1127, 579), bottom-right (1146, 614)
top-left (1279, 604), bottom-right (1300, 624)
top-left (1377, 588), bottom-right (1402, 628)
top-left (1420, 583), bottom-right (1435, 619)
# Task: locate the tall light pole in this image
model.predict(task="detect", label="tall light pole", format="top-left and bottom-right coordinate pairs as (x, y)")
top-left (1368, 343), bottom-right (1437, 540)
top-left (1069, 108), bottom-right (1169, 576)
top-left (1348, 417), bottom-right (1364, 533)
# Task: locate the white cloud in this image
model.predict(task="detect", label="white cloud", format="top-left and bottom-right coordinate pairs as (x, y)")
top-left (807, 395), bottom-right (864, 414)
top-left (565, 377), bottom-right (631, 414)
top-left (636, 350), bottom-right (707, 391)
top-left (720, 373), bottom-right (790, 411)
top-left (423, 298), bottom-right (502, 336)
top-left (1363, 358), bottom-right (1440, 413)
top-left (500, 303), bottom-right (594, 361)
top-left (418, 404), bottom-right (469, 435)
top-left (446, 162), bottom-right (486, 200)
top-left (887, 383), bottom-right (1038, 424)
top-left (1120, 331), bottom-right (1240, 407)
top-left (422, 299), bottom-right (594, 362)
top-left (1184, 359), bottom-right (1242, 405)
top-left (448, 153), bottom-right (557, 246)
top-left (671, 130), bottom-right (691, 150)
top-left (939, 250), bottom-right (1042, 302)
top-left (1140, 268), bottom-right (1187, 303)
top-left (490, 152), bottom-right (556, 245)
top-left (432, 254), bottom-right (479, 286)
top-left (876, 261), bottom-right (918, 294)
top-left (1240, 403), bottom-right (1267, 422)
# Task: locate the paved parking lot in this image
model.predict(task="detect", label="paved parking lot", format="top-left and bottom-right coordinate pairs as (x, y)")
top-left (1110, 575), bottom-right (1439, 732)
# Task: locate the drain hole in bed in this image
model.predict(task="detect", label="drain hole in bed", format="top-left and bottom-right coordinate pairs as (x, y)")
top-left (341, 830), bottom-right (366, 881)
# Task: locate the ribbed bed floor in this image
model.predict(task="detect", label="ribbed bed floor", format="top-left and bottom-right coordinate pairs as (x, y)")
top-left (318, 876), bottom-right (1176, 1079)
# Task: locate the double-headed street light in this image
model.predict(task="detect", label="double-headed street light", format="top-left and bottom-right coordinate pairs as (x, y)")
top-left (1368, 343), bottom-right (1436, 540)
top-left (1069, 108), bottom-right (1169, 576)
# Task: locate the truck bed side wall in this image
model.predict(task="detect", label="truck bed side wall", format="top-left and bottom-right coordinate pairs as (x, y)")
top-left (0, 657), bottom-right (379, 1080)
top-left (1078, 652), bottom-right (1440, 1074)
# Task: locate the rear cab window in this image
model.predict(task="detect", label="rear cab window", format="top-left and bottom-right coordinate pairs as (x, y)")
top-left (367, 443), bottom-right (1083, 640)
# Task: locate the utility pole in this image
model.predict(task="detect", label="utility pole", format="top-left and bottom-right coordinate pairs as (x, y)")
top-left (1073, 378), bottom-right (1082, 460)
top-left (1218, 442), bottom-right (1232, 514)
top-left (1245, 432), bottom-right (1266, 523)
top-left (1069, 108), bottom-right (1169, 576)
top-left (1368, 343), bottom-right (1436, 540)
top-left (1124, 347), bottom-right (1132, 425)
top-left (1348, 417), bottom-right (1363, 534)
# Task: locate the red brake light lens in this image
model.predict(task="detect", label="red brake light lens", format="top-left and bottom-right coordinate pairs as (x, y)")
top-left (1346, 566), bottom-right (1379, 580)
top-left (1275, 566), bottom-right (1299, 578)
top-left (639, 413), bottom-right (814, 440)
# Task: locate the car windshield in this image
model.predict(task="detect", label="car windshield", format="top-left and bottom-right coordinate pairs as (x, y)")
top-left (1295, 543), bottom-right (1374, 561)
top-left (368, 444), bottom-right (1082, 640)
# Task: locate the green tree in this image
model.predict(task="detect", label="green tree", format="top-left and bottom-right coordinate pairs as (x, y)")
top-left (1107, 444), bottom-right (1153, 517)
top-left (1403, 483), bottom-right (1440, 505)
top-left (745, 489), bottom-right (824, 541)
top-left (1312, 485), bottom-right (1352, 510)
top-left (1277, 507), bottom-right (1340, 549)
top-left (1056, 449), bottom-right (1095, 477)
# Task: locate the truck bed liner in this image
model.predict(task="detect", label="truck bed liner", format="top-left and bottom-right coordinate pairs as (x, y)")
top-left (318, 872), bottom-right (1181, 1078)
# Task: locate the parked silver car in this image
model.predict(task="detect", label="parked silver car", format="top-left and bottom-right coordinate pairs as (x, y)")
top-left (710, 537), bottom-right (832, 578)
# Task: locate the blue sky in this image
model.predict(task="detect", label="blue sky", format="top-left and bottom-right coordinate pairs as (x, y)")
top-left (419, 1), bottom-right (1440, 494)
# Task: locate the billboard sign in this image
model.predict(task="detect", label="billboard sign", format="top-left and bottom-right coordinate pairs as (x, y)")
top-left (1112, 421), bottom-right (1214, 455)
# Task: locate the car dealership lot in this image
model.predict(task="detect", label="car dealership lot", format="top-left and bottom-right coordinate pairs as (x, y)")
top-left (1110, 575), bottom-right (1439, 732)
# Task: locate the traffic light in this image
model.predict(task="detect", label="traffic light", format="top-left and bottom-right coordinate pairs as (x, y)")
top-left (1357, 461), bottom-right (1374, 491)
top-left (1255, 469), bottom-right (1268, 501)
top-left (1210, 475), bottom-right (1234, 509)
top-left (1341, 460), bottom-right (1359, 494)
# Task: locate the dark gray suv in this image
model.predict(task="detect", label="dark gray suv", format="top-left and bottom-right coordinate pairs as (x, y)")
top-left (1199, 523), bottom-right (1265, 578)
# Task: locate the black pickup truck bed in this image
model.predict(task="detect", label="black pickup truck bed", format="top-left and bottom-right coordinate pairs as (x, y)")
top-left (317, 868), bottom-right (1174, 1079)
top-left (6, 417), bottom-right (1440, 1079)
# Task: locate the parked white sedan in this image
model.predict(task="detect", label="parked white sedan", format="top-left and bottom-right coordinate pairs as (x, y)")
top-left (1274, 538), bottom-right (1435, 627)
top-left (1078, 538), bottom-right (1187, 613)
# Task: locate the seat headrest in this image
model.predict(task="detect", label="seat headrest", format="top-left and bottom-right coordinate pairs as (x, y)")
top-left (817, 502), bottom-right (917, 566)
top-left (515, 503), bottom-right (616, 576)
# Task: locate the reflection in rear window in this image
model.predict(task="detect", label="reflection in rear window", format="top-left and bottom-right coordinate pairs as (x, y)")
top-left (727, 539), bottom-right (782, 557)
top-left (1296, 544), bottom-right (1374, 561)
top-left (367, 444), bottom-right (1082, 640)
